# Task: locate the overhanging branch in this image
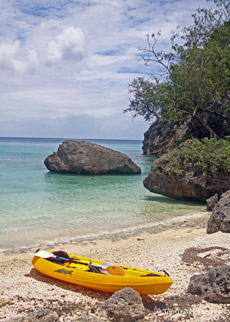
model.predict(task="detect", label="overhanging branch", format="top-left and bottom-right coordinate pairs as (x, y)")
top-left (197, 106), bottom-right (230, 122)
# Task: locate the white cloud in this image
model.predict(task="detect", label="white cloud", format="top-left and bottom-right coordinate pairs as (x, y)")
top-left (0, 0), bottom-right (217, 139)
top-left (0, 40), bottom-right (38, 73)
top-left (46, 26), bottom-right (85, 64)
top-left (0, 41), bottom-right (21, 71)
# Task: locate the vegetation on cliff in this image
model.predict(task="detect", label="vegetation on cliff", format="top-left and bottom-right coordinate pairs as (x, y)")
top-left (143, 136), bottom-right (230, 201)
top-left (151, 137), bottom-right (230, 176)
top-left (124, 0), bottom-right (230, 140)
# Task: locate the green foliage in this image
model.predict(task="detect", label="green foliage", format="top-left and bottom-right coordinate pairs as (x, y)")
top-left (124, 78), bottom-right (161, 121)
top-left (124, 1), bottom-right (230, 138)
top-left (151, 137), bottom-right (230, 176)
top-left (166, 21), bottom-right (230, 119)
top-left (178, 0), bottom-right (230, 51)
top-left (151, 148), bottom-right (185, 176)
top-left (124, 77), bottom-right (174, 122)
top-left (181, 131), bottom-right (193, 141)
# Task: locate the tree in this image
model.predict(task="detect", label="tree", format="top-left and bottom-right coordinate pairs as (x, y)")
top-left (124, 1), bottom-right (230, 138)
top-left (124, 77), bottom-right (172, 122)
top-left (167, 21), bottom-right (230, 137)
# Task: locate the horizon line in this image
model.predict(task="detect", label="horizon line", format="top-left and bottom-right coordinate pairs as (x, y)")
top-left (0, 136), bottom-right (143, 142)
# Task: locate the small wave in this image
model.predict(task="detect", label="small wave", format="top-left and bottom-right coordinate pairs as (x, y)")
top-left (0, 212), bottom-right (208, 254)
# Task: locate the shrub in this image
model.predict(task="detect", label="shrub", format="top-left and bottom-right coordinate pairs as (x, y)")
top-left (151, 137), bottom-right (230, 175)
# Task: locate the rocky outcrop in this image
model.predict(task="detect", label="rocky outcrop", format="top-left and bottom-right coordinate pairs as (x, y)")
top-left (188, 265), bottom-right (230, 303)
top-left (207, 190), bottom-right (230, 234)
top-left (142, 120), bottom-right (179, 156)
top-left (143, 138), bottom-right (230, 201)
top-left (101, 287), bottom-right (145, 322)
top-left (143, 114), bottom-right (230, 156)
top-left (44, 140), bottom-right (141, 175)
top-left (144, 166), bottom-right (230, 202)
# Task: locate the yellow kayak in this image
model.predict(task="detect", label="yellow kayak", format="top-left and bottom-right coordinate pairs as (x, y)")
top-left (32, 250), bottom-right (173, 295)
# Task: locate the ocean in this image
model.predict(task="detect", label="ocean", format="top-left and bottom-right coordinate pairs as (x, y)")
top-left (0, 137), bottom-right (206, 252)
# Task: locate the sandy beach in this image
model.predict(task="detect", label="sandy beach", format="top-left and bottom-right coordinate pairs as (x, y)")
top-left (1, 214), bottom-right (230, 321)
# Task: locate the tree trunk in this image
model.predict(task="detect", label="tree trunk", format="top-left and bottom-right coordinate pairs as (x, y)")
top-left (194, 113), bottom-right (220, 138)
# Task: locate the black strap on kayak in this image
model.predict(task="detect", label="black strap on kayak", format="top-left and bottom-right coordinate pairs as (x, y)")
top-left (141, 273), bottom-right (162, 277)
top-left (163, 270), bottom-right (170, 276)
top-left (47, 255), bottom-right (82, 264)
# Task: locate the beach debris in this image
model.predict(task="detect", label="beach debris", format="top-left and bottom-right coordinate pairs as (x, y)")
top-left (0, 296), bottom-right (9, 308)
top-left (100, 287), bottom-right (145, 322)
top-left (4, 309), bottom-right (59, 322)
top-left (188, 264), bottom-right (230, 303)
top-left (71, 313), bottom-right (103, 322)
top-left (181, 246), bottom-right (229, 270)
top-left (137, 238), bottom-right (144, 241)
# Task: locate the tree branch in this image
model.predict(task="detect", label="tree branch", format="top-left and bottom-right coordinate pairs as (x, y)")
top-left (197, 106), bottom-right (230, 121)
top-left (194, 113), bottom-right (220, 138)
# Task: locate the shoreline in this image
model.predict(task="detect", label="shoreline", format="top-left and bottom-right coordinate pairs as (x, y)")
top-left (0, 211), bottom-right (208, 255)
top-left (1, 213), bottom-right (230, 321)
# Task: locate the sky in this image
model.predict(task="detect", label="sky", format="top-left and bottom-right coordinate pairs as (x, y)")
top-left (0, 0), bottom-right (215, 140)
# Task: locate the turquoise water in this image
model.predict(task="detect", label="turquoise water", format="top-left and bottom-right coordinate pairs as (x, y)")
top-left (0, 137), bottom-right (206, 251)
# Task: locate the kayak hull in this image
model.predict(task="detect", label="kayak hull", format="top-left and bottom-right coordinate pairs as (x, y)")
top-left (32, 252), bottom-right (173, 295)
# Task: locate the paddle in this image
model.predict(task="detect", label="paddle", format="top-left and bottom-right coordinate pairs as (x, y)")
top-left (31, 250), bottom-right (125, 276)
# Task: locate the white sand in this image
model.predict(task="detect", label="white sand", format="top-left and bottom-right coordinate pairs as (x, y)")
top-left (0, 215), bottom-right (230, 321)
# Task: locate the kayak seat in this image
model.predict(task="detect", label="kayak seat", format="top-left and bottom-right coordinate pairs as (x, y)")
top-left (88, 264), bottom-right (110, 275)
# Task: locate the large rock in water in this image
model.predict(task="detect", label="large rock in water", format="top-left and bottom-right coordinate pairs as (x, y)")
top-left (207, 190), bottom-right (230, 234)
top-left (44, 140), bottom-right (141, 175)
top-left (188, 265), bottom-right (230, 303)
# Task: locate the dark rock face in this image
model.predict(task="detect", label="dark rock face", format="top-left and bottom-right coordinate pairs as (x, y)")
top-left (188, 265), bottom-right (230, 303)
top-left (101, 287), bottom-right (145, 322)
top-left (142, 120), bottom-right (178, 156)
top-left (143, 167), bottom-right (230, 202)
top-left (142, 115), bottom-right (230, 156)
top-left (206, 194), bottom-right (219, 211)
top-left (207, 190), bottom-right (230, 234)
top-left (44, 140), bottom-right (141, 175)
